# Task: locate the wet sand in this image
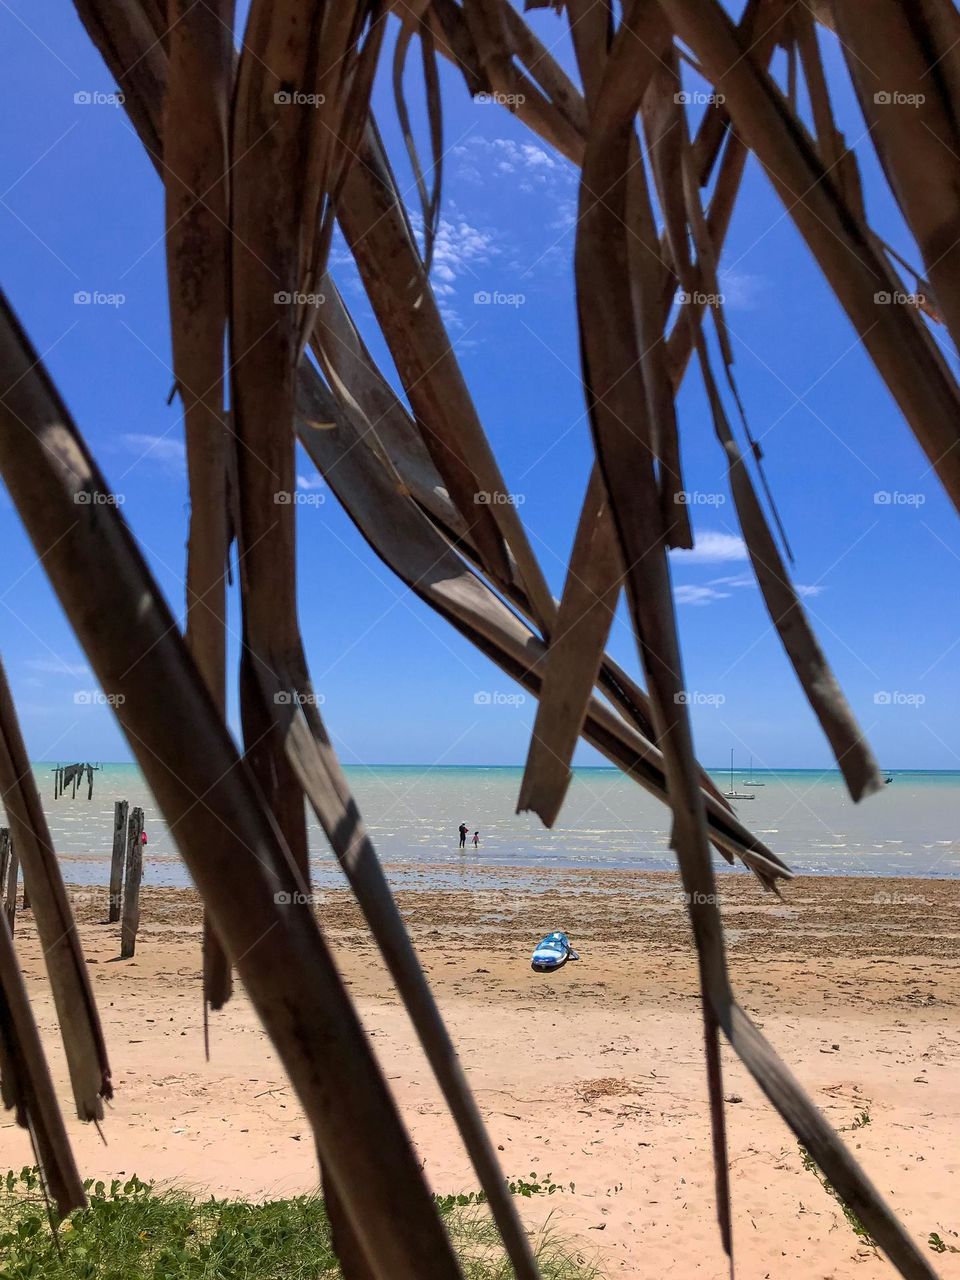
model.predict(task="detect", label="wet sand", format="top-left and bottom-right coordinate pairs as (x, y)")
top-left (4, 867), bottom-right (959, 1278)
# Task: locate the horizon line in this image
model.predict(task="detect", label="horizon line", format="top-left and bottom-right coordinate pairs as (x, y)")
top-left (29, 761), bottom-right (946, 772)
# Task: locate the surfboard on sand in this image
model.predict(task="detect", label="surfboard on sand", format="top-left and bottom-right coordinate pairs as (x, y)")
top-left (531, 931), bottom-right (580, 973)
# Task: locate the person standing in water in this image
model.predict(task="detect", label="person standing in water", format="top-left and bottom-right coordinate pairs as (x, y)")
top-left (459, 823), bottom-right (468, 849)
top-left (472, 830), bottom-right (480, 849)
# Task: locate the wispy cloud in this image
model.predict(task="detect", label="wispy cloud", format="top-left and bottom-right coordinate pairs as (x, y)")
top-left (297, 474), bottom-right (324, 491)
top-left (675, 584), bottom-right (731, 606)
top-left (717, 268), bottom-right (767, 311)
top-left (121, 433), bottom-right (186, 474)
top-left (671, 531), bottom-right (747, 564)
top-left (710, 570), bottom-right (823, 599)
top-left (26, 657), bottom-right (91, 678)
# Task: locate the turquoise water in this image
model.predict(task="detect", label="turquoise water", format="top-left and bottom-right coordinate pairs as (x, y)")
top-left (29, 763), bottom-right (960, 889)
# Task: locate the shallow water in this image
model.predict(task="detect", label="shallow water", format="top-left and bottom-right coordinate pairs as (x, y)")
top-left (31, 763), bottom-right (960, 890)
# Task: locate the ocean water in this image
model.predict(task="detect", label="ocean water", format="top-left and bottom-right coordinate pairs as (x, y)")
top-left (28, 762), bottom-right (960, 889)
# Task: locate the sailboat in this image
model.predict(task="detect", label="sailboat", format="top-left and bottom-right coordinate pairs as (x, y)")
top-left (743, 755), bottom-right (765, 787)
top-left (723, 749), bottom-right (754, 800)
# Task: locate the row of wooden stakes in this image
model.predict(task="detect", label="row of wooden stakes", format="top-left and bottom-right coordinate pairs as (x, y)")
top-left (0, 800), bottom-right (145, 957)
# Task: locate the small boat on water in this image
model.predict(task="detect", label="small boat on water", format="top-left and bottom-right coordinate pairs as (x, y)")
top-left (743, 755), bottom-right (765, 787)
top-left (723, 749), bottom-right (754, 800)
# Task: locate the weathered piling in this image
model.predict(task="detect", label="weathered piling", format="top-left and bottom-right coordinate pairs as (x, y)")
top-left (0, 828), bottom-right (9, 896)
top-left (120, 805), bottom-right (143, 959)
top-left (108, 800), bottom-right (128, 923)
top-left (1, 828), bottom-right (18, 932)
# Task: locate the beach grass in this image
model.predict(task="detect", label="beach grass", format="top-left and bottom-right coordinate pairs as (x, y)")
top-left (0, 1168), bottom-right (599, 1279)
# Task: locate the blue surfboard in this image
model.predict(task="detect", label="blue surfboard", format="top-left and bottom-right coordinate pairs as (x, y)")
top-left (531, 931), bottom-right (580, 972)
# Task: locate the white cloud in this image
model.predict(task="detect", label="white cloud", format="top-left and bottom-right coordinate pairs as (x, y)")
top-left (121, 433), bottom-right (186, 473)
top-left (710, 570), bottom-right (823, 599)
top-left (675, 584), bottom-right (731, 606)
top-left (671, 531), bottom-right (747, 563)
top-left (718, 268), bottom-right (766, 311)
top-left (428, 210), bottom-right (498, 280)
top-left (406, 206), bottom-right (500, 327)
top-left (297, 474), bottom-right (324, 491)
top-left (453, 137), bottom-right (570, 188)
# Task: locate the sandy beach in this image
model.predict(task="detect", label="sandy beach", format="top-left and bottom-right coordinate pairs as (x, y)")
top-left (3, 866), bottom-right (959, 1278)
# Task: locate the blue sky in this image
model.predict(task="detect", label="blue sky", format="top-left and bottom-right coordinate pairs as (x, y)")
top-left (0, 3), bottom-right (958, 771)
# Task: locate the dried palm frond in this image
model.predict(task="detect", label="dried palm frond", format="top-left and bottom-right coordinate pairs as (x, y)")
top-left (0, 659), bottom-right (111, 1120)
top-left (163, 0), bottom-right (234, 1009)
top-left (0, 290), bottom-right (466, 1279)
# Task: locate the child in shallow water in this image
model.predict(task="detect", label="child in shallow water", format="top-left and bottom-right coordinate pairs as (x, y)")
top-left (472, 830), bottom-right (480, 849)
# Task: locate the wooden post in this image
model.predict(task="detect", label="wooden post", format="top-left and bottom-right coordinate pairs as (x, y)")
top-left (120, 805), bottom-right (143, 959)
top-left (108, 800), bottom-right (128, 923)
top-left (2, 830), bottom-right (18, 934)
top-left (0, 828), bottom-right (9, 896)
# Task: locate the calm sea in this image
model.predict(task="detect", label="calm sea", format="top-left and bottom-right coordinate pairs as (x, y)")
top-left (28, 762), bottom-right (960, 889)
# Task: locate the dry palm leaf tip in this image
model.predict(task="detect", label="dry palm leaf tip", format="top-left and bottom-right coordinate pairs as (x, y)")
top-left (0, 1), bottom-right (955, 1278)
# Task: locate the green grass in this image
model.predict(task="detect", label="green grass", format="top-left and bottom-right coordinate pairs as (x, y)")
top-left (0, 1168), bottom-right (599, 1280)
